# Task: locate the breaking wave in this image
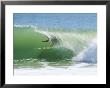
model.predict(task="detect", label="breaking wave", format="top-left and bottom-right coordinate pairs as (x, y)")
top-left (14, 25), bottom-right (97, 68)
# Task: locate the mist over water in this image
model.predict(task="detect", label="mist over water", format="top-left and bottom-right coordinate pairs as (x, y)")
top-left (34, 26), bottom-right (97, 63)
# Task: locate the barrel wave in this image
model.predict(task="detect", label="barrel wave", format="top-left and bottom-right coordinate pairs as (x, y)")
top-left (14, 25), bottom-right (97, 68)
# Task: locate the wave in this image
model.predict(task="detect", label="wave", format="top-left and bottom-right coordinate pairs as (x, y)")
top-left (34, 28), bottom-right (97, 64)
top-left (35, 28), bottom-right (97, 64)
top-left (14, 25), bottom-right (97, 67)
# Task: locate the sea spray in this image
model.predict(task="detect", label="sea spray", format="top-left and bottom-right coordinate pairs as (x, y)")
top-left (34, 27), bottom-right (97, 64)
top-left (74, 39), bottom-right (97, 63)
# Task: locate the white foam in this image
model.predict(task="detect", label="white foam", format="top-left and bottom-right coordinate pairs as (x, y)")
top-left (74, 38), bottom-right (97, 63)
top-left (14, 64), bottom-right (97, 75)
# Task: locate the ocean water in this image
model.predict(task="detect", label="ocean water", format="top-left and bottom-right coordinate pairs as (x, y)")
top-left (14, 13), bottom-right (97, 29)
top-left (13, 13), bottom-right (97, 75)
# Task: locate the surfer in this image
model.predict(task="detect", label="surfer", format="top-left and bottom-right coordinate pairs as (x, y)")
top-left (42, 34), bottom-right (61, 46)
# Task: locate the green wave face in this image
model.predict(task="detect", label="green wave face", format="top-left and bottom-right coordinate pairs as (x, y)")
top-left (14, 27), bottom-right (75, 68)
top-left (14, 27), bottom-right (96, 68)
top-left (14, 27), bottom-right (51, 59)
